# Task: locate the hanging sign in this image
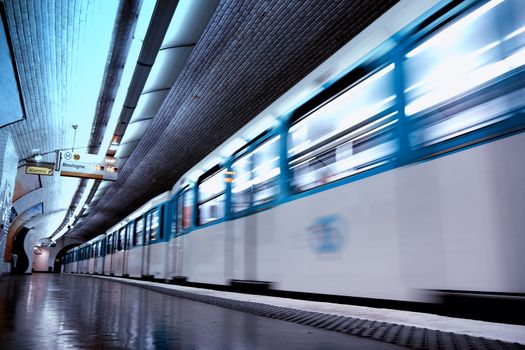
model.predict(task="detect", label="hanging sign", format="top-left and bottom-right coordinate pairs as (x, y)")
top-left (59, 152), bottom-right (118, 181)
top-left (26, 162), bottom-right (54, 176)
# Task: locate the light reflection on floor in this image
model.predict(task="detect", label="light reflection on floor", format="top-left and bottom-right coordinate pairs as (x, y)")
top-left (0, 274), bottom-right (405, 349)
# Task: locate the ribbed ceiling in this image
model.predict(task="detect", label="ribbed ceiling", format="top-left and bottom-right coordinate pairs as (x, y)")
top-left (68, 0), bottom-right (398, 239)
top-left (4, 0), bottom-right (119, 242)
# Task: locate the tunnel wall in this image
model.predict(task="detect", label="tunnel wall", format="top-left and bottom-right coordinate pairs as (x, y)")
top-left (0, 130), bottom-right (18, 274)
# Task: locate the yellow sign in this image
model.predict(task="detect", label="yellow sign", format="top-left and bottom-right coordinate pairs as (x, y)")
top-left (26, 165), bottom-right (54, 176)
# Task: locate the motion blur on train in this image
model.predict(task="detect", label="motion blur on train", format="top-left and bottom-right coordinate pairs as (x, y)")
top-left (63, 0), bottom-right (525, 308)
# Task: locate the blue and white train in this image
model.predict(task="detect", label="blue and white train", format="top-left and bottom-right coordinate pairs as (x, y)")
top-left (64, 0), bottom-right (525, 314)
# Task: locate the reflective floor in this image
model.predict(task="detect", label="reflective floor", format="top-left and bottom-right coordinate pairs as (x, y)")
top-left (0, 274), bottom-right (406, 349)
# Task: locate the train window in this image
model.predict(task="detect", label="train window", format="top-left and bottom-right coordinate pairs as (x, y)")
top-left (112, 232), bottom-right (117, 253)
top-left (171, 200), bottom-right (177, 235)
top-left (134, 217), bottom-right (144, 246)
top-left (231, 152), bottom-right (252, 212)
top-left (231, 136), bottom-right (280, 211)
top-left (146, 209), bottom-right (160, 241)
top-left (158, 209), bottom-right (164, 240)
top-left (184, 190), bottom-right (193, 229)
top-left (126, 222), bottom-right (134, 249)
top-left (177, 193), bottom-right (183, 232)
top-left (145, 215), bottom-right (151, 242)
top-left (123, 227), bottom-right (128, 250)
top-left (252, 136), bottom-right (280, 205)
top-left (288, 64), bottom-right (397, 192)
top-left (177, 194), bottom-right (183, 232)
top-left (118, 227), bottom-right (125, 251)
top-left (177, 188), bottom-right (193, 231)
top-left (198, 169), bottom-right (226, 224)
top-left (106, 236), bottom-right (111, 254)
top-left (405, 0), bottom-right (525, 147)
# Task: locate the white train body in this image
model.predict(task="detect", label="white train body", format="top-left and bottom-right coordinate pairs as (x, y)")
top-left (63, 0), bottom-right (525, 311)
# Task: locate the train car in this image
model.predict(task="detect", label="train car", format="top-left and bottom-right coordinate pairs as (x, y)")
top-left (64, 0), bottom-right (525, 310)
top-left (140, 193), bottom-right (171, 279)
top-left (102, 191), bottom-right (171, 278)
top-left (165, 0), bottom-right (525, 303)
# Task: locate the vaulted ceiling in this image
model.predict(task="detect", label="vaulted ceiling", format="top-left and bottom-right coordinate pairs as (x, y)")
top-left (3, 0), bottom-right (399, 245)
top-left (3, 0), bottom-right (120, 248)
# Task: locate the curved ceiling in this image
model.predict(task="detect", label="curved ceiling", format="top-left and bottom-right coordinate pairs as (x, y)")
top-left (2, 0), bottom-right (120, 249)
top-left (68, 0), bottom-right (399, 240)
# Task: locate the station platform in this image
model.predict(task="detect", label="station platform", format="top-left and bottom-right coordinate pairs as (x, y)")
top-left (1, 274), bottom-right (524, 349)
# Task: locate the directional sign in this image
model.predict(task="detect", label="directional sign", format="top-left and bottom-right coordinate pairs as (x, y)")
top-left (59, 152), bottom-right (118, 181)
top-left (26, 162), bottom-right (54, 176)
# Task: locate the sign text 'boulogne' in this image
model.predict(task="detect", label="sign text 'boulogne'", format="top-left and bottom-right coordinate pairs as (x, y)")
top-left (59, 151), bottom-right (117, 181)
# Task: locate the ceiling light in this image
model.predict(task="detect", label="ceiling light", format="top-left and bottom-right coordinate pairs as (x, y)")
top-left (108, 142), bottom-right (119, 152)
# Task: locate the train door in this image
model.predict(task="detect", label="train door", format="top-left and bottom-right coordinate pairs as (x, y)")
top-left (100, 238), bottom-right (106, 274)
top-left (141, 213), bottom-right (151, 278)
top-left (123, 221), bottom-right (133, 276)
top-left (103, 236), bottom-right (110, 275)
top-left (93, 241), bottom-right (98, 273)
top-left (110, 232), bottom-right (116, 275)
top-left (168, 197), bottom-right (179, 278)
top-left (176, 190), bottom-right (189, 277)
top-left (142, 208), bottom-right (160, 278)
top-left (132, 216), bottom-right (144, 277)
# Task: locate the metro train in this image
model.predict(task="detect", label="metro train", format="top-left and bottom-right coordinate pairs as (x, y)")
top-left (64, 0), bottom-right (525, 315)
